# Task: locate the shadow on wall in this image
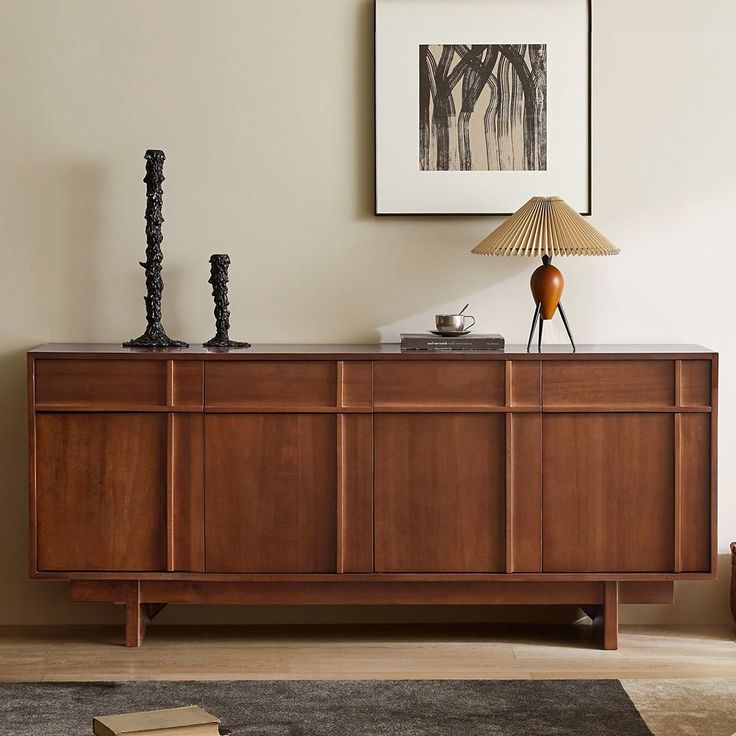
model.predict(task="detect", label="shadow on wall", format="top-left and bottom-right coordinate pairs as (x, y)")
top-left (0, 160), bottom-right (127, 624)
top-left (354, 0), bottom-right (374, 220)
top-left (619, 553), bottom-right (734, 627)
top-left (348, 0), bottom-right (535, 342)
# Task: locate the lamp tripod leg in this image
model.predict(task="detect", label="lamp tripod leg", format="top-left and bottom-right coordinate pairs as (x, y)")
top-left (557, 302), bottom-right (576, 352)
top-left (538, 317), bottom-right (544, 352)
top-left (527, 303), bottom-right (542, 353)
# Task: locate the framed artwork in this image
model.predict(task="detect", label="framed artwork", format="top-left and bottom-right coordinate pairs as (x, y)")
top-left (374, 0), bottom-right (592, 215)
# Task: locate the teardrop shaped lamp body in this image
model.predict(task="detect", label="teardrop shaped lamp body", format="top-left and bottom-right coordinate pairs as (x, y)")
top-left (530, 261), bottom-right (564, 320)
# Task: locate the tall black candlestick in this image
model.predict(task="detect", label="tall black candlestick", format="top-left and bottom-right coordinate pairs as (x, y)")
top-left (203, 254), bottom-right (250, 348)
top-left (124, 149), bottom-right (188, 348)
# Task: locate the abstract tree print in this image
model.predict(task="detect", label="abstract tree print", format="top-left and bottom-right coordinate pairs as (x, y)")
top-left (419, 44), bottom-right (547, 172)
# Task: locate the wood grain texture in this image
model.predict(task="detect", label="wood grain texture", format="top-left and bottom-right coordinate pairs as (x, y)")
top-left (340, 362), bottom-right (373, 409)
top-left (205, 362), bottom-right (337, 409)
top-left (618, 581), bottom-right (673, 604)
top-left (602, 581), bottom-right (619, 650)
top-left (28, 345), bottom-right (718, 651)
top-left (27, 356), bottom-right (37, 575)
top-left (35, 359), bottom-right (167, 407)
top-left (171, 361), bottom-right (204, 408)
top-left (508, 414), bottom-right (542, 572)
top-left (45, 570), bottom-right (714, 582)
top-left (8, 621), bottom-right (736, 681)
top-left (204, 414), bottom-right (337, 573)
top-left (86, 581), bottom-right (167, 648)
top-left (374, 414), bottom-right (505, 573)
top-left (530, 262), bottom-right (564, 320)
top-left (373, 361), bottom-right (505, 408)
top-left (337, 414), bottom-right (373, 573)
top-left (542, 414), bottom-right (675, 573)
top-left (543, 360), bottom-right (675, 407)
top-left (75, 579), bottom-right (608, 606)
top-left (679, 413), bottom-right (711, 572)
top-left (124, 582), bottom-right (145, 648)
top-left (171, 414), bottom-right (205, 572)
top-left (710, 354), bottom-right (719, 574)
top-left (680, 360), bottom-right (711, 407)
top-left (582, 582), bottom-right (619, 650)
top-left (36, 413), bottom-right (167, 571)
top-left (509, 360), bottom-right (541, 407)
top-left (30, 343), bottom-right (717, 358)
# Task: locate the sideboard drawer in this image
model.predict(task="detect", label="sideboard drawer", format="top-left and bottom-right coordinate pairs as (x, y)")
top-left (543, 360), bottom-right (675, 408)
top-left (35, 359), bottom-right (167, 408)
top-left (205, 361), bottom-right (337, 409)
top-left (374, 361), bottom-right (505, 409)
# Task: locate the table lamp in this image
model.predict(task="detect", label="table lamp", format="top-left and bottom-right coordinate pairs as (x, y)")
top-left (471, 196), bottom-right (620, 352)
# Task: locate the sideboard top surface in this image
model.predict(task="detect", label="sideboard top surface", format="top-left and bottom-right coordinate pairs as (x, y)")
top-left (29, 343), bottom-right (717, 361)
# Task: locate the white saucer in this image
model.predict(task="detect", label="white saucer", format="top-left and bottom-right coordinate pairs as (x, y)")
top-left (430, 330), bottom-right (472, 337)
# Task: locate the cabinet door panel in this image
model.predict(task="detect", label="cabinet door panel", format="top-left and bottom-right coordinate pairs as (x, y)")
top-left (36, 413), bottom-right (167, 571)
top-left (543, 414), bottom-right (674, 572)
top-left (375, 414), bottom-right (505, 573)
top-left (205, 414), bottom-right (337, 572)
top-left (679, 413), bottom-right (712, 572)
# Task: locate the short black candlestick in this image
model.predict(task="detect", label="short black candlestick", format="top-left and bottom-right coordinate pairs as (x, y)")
top-left (124, 149), bottom-right (188, 348)
top-left (203, 254), bottom-right (250, 348)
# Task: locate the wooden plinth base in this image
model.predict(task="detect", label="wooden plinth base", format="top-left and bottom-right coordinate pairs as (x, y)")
top-left (70, 581), bottom-right (167, 647)
top-left (69, 579), bottom-right (669, 649)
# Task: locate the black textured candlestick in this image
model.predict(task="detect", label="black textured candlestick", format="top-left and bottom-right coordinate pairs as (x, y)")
top-left (124, 150), bottom-right (188, 348)
top-left (203, 254), bottom-right (250, 348)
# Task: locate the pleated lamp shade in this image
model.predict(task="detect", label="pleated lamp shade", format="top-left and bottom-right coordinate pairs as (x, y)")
top-left (472, 196), bottom-right (620, 257)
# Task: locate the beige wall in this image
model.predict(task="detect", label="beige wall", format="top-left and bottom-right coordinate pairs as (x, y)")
top-left (0, 0), bottom-right (734, 626)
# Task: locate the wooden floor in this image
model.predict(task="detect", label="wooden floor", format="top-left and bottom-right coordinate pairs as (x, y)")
top-left (0, 623), bottom-right (735, 682)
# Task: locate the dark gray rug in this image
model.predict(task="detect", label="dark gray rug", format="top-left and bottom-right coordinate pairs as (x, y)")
top-left (0, 680), bottom-right (652, 735)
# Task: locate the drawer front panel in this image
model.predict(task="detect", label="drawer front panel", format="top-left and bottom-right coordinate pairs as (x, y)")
top-left (35, 359), bottom-right (166, 407)
top-left (374, 361), bottom-right (505, 409)
top-left (543, 360), bottom-right (675, 408)
top-left (205, 361), bottom-right (337, 409)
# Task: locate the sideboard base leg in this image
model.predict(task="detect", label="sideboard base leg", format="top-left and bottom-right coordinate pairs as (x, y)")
top-left (124, 584), bottom-right (166, 648)
top-left (581, 582), bottom-right (619, 650)
top-left (601, 582), bottom-right (619, 650)
top-left (70, 580), bottom-right (167, 647)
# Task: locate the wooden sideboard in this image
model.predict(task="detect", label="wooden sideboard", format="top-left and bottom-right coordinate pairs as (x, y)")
top-left (27, 344), bottom-right (718, 648)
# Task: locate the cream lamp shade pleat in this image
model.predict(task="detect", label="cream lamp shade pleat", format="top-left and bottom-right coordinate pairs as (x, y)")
top-left (472, 197), bottom-right (620, 257)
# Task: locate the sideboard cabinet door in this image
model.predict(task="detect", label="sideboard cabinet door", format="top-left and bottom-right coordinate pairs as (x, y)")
top-left (542, 413), bottom-right (675, 572)
top-left (35, 413), bottom-right (167, 571)
top-left (204, 414), bottom-right (337, 573)
top-left (374, 414), bottom-right (506, 573)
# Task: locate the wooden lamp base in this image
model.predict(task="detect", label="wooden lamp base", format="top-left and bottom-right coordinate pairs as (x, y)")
top-left (527, 255), bottom-right (576, 352)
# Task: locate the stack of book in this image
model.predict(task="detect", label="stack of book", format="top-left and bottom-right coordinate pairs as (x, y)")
top-left (400, 333), bottom-right (505, 351)
top-left (93, 706), bottom-right (221, 736)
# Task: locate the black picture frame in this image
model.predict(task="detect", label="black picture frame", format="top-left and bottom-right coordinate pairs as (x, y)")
top-left (374, 0), bottom-right (592, 217)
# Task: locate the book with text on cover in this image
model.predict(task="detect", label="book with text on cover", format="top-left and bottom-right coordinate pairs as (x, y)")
top-left (93, 705), bottom-right (220, 736)
top-left (400, 333), bottom-right (505, 351)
